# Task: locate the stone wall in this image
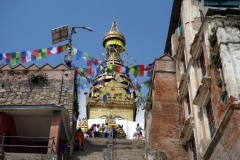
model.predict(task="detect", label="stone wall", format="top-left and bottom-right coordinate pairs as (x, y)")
top-left (0, 64), bottom-right (76, 122)
top-left (208, 110), bottom-right (240, 160)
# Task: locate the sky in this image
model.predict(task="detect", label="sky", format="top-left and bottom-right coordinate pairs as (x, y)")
top-left (0, 1), bottom-right (173, 123)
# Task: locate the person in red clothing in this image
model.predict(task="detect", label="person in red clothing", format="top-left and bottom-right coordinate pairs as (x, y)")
top-left (76, 128), bottom-right (84, 151)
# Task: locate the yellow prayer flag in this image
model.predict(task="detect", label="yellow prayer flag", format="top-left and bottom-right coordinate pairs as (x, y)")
top-left (129, 66), bottom-right (134, 75)
top-left (107, 64), bottom-right (113, 70)
top-left (10, 58), bottom-right (16, 66)
top-left (16, 52), bottom-right (21, 58)
top-left (101, 87), bottom-right (107, 95)
top-left (42, 48), bottom-right (47, 53)
top-left (100, 65), bottom-right (103, 71)
top-left (83, 52), bottom-right (88, 57)
top-left (36, 53), bottom-right (42, 60)
top-left (138, 92), bottom-right (142, 97)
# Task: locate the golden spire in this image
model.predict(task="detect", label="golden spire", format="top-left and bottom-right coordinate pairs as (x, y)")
top-left (103, 20), bottom-right (126, 53)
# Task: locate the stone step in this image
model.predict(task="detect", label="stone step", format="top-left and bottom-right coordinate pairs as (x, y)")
top-left (69, 138), bottom-right (145, 160)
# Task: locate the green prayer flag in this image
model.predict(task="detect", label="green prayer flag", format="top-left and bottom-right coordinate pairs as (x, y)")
top-left (112, 64), bottom-right (116, 71)
top-left (16, 58), bottom-right (20, 64)
top-left (138, 86), bottom-right (141, 92)
top-left (107, 68), bottom-right (112, 73)
top-left (11, 52), bottom-right (16, 58)
top-left (38, 49), bottom-right (42, 53)
top-left (41, 52), bottom-right (46, 58)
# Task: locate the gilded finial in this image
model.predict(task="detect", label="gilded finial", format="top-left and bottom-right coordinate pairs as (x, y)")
top-left (110, 20), bottom-right (118, 32)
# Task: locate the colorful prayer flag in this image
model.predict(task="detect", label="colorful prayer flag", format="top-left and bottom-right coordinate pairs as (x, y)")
top-left (86, 68), bottom-right (92, 75)
top-left (86, 60), bottom-right (92, 66)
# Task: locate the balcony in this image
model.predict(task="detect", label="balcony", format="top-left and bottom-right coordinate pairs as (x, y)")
top-left (193, 77), bottom-right (211, 106)
top-left (180, 117), bottom-right (195, 145)
top-left (178, 73), bottom-right (188, 100)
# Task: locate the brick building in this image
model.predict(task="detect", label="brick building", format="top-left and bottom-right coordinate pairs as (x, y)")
top-left (0, 63), bottom-right (78, 159)
top-left (146, 0), bottom-right (240, 159)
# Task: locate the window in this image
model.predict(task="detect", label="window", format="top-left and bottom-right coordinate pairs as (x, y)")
top-left (178, 19), bottom-right (182, 37)
top-left (180, 52), bottom-right (187, 74)
top-left (198, 51), bottom-right (206, 77)
top-left (218, 64), bottom-right (226, 90)
top-left (189, 134), bottom-right (197, 160)
top-left (185, 93), bottom-right (191, 118)
top-left (206, 99), bottom-right (216, 138)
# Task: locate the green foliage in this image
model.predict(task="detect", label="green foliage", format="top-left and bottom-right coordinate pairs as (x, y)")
top-left (217, 77), bottom-right (222, 88)
top-left (210, 46), bottom-right (219, 66)
top-left (208, 27), bottom-right (217, 47)
top-left (221, 91), bottom-right (227, 101)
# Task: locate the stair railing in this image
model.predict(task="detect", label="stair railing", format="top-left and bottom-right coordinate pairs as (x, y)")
top-left (102, 131), bottom-right (113, 160)
top-left (0, 135), bottom-right (55, 160)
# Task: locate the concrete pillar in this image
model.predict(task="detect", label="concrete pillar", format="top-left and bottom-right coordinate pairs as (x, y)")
top-left (48, 111), bottom-right (61, 155)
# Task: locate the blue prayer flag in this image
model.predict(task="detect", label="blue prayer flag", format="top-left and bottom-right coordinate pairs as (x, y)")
top-left (147, 70), bottom-right (152, 77)
top-left (125, 66), bottom-right (130, 74)
top-left (21, 51), bottom-right (26, 57)
top-left (31, 55), bottom-right (36, 61)
top-left (76, 50), bottom-right (82, 60)
top-left (5, 59), bottom-right (10, 65)
top-left (0, 53), bottom-right (2, 60)
top-left (101, 62), bottom-right (107, 67)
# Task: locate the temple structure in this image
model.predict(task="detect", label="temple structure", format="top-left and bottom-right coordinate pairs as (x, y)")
top-left (85, 20), bottom-right (137, 121)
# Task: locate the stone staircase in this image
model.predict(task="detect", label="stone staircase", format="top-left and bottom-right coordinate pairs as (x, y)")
top-left (69, 138), bottom-right (145, 160)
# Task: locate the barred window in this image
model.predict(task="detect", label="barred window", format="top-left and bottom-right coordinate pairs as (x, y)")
top-left (189, 134), bottom-right (197, 160)
top-left (185, 93), bottom-right (191, 115)
top-left (181, 52), bottom-right (187, 74)
top-left (198, 51), bottom-right (206, 76)
top-left (206, 99), bottom-right (216, 138)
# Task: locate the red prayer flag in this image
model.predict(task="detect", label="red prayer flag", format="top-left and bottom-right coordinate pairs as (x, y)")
top-left (86, 68), bottom-right (92, 75)
top-left (138, 70), bottom-right (144, 76)
top-left (6, 53), bottom-right (11, 60)
top-left (32, 50), bottom-right (38, 57)
top-left (86, 60), bottom-right (92, 66)
top-left (21, 57), bottom-right (26, 63)
top-left (57, 46), bottom-right (63, 53)
top-left (114, 93), bottom-right (118, 97)
top-left (115, 66), bottom-right (122, 73)
top-left (46, 50), bottom-right (52, 56)
top-left (138, 64), bottom-right (144, 70)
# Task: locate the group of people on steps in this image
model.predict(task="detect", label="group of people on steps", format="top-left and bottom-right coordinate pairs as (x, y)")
top-left (75, 123), bottom-right (143, 151)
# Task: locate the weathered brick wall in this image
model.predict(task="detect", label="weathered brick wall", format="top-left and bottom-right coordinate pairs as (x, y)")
top-left (0, 64), bottom-right (76, 119)
top-left (209, 110), bottom-right (240, 160)
top-left (150, 56), bottom-right (187, 159)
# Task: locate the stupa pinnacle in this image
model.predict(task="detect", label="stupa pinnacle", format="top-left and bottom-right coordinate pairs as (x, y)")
top-left (86, 20), bottom-right (137, 121)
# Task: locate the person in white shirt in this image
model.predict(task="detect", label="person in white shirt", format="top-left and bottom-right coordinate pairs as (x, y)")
top-left (135, 123), bottom-right (143, 140)
top-left (95, 124), bottom-right (100, 138)
top-left (103, 123), bottom-right (109, 138)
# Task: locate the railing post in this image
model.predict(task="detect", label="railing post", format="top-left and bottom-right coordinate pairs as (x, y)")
top-left (50, 137), bottom-right (55, 160)
top-left (0, 134), bottom-right (5, 150)
top-left (103, 131), bottom-right (114, 160)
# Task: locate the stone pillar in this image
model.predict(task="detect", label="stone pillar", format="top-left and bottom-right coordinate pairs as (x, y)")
top-left (48, 111), bottom-right (61, 155)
